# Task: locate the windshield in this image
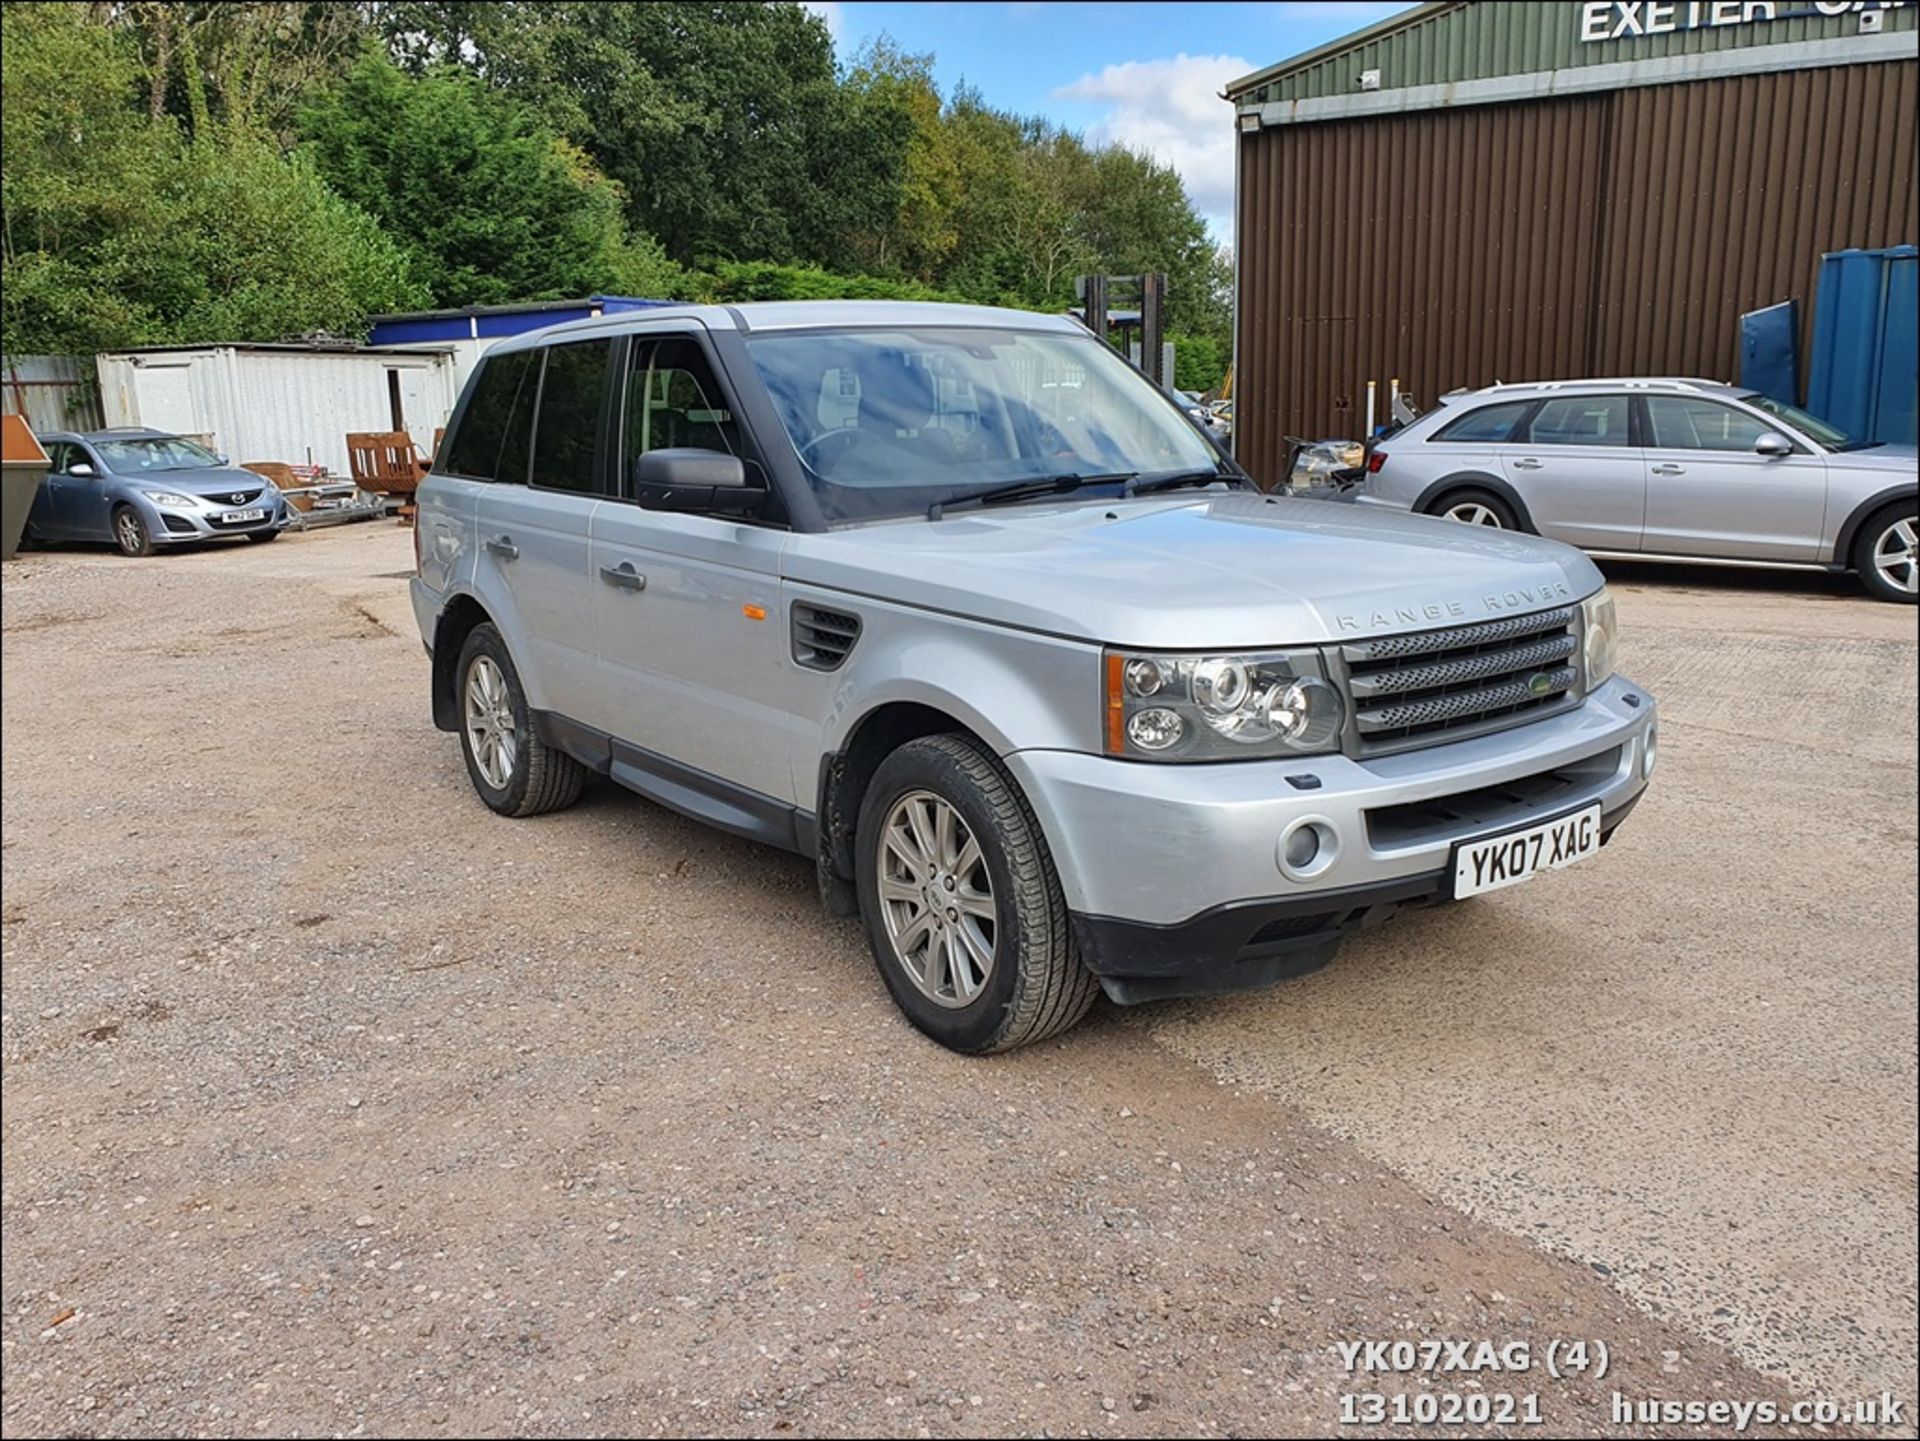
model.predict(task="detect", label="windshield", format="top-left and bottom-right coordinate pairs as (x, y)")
top-left (94, 436), bottom-right (222, 473)
top-left (1738, 394), bottom-right (1864, 451)
top-left (745, 326), bottom-right (1223, 523)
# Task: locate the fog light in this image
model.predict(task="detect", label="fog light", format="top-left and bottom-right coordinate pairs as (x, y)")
top-left (1277, 818), bottom-right (1338, 879)
top-left (1284, 826), bottom-right (1320, 870)
top-left (1642, 723), bottom-right (1658, 779)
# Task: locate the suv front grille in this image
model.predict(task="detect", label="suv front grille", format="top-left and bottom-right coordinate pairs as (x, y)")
top-left (1335, 606), bottom-right (1580, 754)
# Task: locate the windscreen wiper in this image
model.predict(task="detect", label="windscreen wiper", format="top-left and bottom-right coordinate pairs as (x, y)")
top-left (929, 472), bottom-right (1136, 520)
top-left (1122, 467), bottom-right (1238, 498)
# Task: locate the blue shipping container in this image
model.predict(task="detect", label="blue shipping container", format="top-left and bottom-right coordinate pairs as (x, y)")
top-left (1805, 246), bottom-right (1918, 448)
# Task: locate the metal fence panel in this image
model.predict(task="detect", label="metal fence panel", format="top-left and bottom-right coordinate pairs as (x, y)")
top-left (2, 355), bottom-right (105, 434)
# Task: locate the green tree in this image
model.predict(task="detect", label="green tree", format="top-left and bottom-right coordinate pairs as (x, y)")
top-left (698, 260), bottom-right (962, 304)
top-left (297, 48), bottom-right (685, 306)
top-left (840, 37), bottom-right (955, 280)
top-left (108, 2), bottom-right (373, 139)
top-left (375, 1), bottom-right (910, 273)
top-left (1169, 331), bottom-right (1226, 392)
top-left (1, 3), bottom-right (421, 354)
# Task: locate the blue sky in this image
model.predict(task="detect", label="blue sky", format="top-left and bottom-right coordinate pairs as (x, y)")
top-left (803, 1), bottom-right (1414, 238)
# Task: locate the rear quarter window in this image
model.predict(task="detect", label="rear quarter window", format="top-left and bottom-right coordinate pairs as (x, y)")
top-left (1432, 401), bottom-right (1529, 443)
top-left (439, 350), bottom-right (538, 481)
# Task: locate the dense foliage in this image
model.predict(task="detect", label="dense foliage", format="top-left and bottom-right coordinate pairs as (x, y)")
top-left (0, 4), bottom-right (421, 352)
top-left (2, 1), bottom-right (1232, 385)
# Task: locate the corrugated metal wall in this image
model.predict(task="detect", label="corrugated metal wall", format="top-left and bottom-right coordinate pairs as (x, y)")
top-left (1592, 64), bottom-right (1919, 373)
top-left (96, 349), bottom-right (459, 476)
top-left (1239, 0), bottom-right (1919, 106)
top-left (2, 355), bottom-right (105, 434)
top-left (1234, 60), bottom-right (1919, 484)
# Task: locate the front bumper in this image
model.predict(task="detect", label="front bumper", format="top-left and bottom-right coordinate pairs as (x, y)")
top-left (1005, 676), bottom-right (1656, 1003)
top-left (147, 496), bottom-right (289, 542)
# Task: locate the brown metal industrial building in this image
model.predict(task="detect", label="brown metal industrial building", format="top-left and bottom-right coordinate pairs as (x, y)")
top-left (1227, 0), bottom-right (1920, 487)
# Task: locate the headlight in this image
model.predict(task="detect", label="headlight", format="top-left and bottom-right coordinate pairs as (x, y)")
top-left (1581, 588), bottom-right (1617, 689)
top-left (142, 490), bottom-right (197, 507)
top-left (1105, 648), bottom-right (1345, 760)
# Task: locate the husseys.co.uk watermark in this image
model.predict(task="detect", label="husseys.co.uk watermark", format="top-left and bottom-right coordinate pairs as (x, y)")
top-left (1333, 1337), bottom-right (1909, 1430)
top-left (1610, 1391), bottom-right (1907, 1432)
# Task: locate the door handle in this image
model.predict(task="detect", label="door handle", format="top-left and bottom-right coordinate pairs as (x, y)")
top-left (599, 562), bottom-right (647, 592)
top-left (1650, 463), bottom-right (1686, 475)
top-left (1511, 457), bottom-right (1543, 470)
top-left (485, 534), bottom-right (519, 559)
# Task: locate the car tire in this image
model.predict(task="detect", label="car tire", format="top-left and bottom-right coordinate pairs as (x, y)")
top-left (112, 505), bottom-right (154, 557)
top-left (1429, 488), bottom-right (1518, 531)
top-left (245, 529), bottom-right (281, 543)
top-left (455, 623), bottom-right (587, 817)
top-left (855, 733), bottom-right (1099, 1054)
top-left (1854, 503), bottom-right (1918, 604)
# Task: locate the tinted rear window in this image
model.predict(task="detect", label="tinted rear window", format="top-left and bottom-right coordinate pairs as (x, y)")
top-left (530, 339), bottom-right (614, 493)
top-left (440, 350), bottom-right (536, 481)
top-left (1433, 401), bottom-right (1528, 443)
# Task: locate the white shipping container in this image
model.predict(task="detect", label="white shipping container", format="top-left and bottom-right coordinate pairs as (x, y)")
top-left (94, 344), bottom-right (459, 477)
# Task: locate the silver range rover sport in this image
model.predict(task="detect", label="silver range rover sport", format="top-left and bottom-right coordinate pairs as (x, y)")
top-left (410, 302), bottom-right (1657, 1054)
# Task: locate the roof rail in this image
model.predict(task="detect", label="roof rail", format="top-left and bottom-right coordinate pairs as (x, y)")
top-left (1473, 377), bottom-right (1726, 395)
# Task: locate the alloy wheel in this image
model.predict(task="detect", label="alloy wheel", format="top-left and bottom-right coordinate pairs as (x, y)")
top-left (877, 789), bottom-right (997, 1008)
top-left (1871, 516), bottom-right (1918, 596)
top-left (1444, 501), bottom-right (1505, 527)
top-left (116, 511), bottom-right (145, 553)
top-left (463, 655), bottom-right (518, 789)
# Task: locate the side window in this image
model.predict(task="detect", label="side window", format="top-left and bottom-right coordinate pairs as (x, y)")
top-left (529, 338), bottom-right (615, 494)
top-left (622, 335), bottom-right (740, 467)
top-left (46, 442), bottom-right (73, 473)
top-left (1524, 395), bottom-right (1629, 447)
top-left (439, 349), bottom-right (536, 481)
top-left (496, 350), bottom-right (539, 486)
top-left (1433, 400), bottom-right (1529, 443)
top-left (1645, 396), bottom-right (1775, 452)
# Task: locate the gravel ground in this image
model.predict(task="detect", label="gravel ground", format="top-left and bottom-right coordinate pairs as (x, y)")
top-left (1, 527), bottom-right (1910, 1438)
top-left (1148, 559), bottom-right (1919, 1410)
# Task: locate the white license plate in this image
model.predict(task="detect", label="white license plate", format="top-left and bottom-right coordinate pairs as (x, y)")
top-left (223, 508), bottom-right (268, 524)
top-left (1453, 804), bottom-right (1602, 898)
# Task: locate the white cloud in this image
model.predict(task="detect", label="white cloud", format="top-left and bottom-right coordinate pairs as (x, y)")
top-left (1055, 52), bottom-right (1251, 235)
top-left (801, 0), bottom-right (844, 39)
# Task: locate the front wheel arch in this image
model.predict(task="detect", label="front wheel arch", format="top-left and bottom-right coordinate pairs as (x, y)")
top-left (816, 702), bottom-right (990, 910)
top-left (1833, 484), bottom-right (1919, 565)
top-left (1851, 499), bottom-right (1919, 603)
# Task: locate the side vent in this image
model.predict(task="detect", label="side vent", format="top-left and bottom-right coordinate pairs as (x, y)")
top-left (792, 603), bottom-right (861, 671)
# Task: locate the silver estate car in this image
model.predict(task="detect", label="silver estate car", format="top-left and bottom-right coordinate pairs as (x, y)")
top-left (412, 302), bottom-right (1656, 1053)
top-left (28, 428), bottom-right (291, 556)
top-left (1350, 379), bottom-right (1918, 603)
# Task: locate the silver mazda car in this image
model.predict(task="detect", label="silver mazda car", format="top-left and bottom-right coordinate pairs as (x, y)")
top-left (1350, 379), bottom-right (1917, 603)
top-left (27, 428), bottom-right (291, 556)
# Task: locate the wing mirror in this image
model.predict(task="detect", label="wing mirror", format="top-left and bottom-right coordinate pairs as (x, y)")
top-left (68, 462), bottom-right (96, 477)
top-left (1754, 432), bottom-right (1793, 458)
top-left (632, 448), bottom-right (765, 514)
